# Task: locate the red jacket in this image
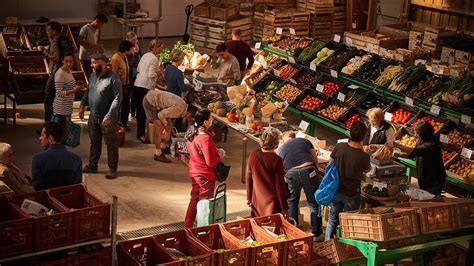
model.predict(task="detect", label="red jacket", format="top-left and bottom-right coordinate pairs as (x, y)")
top-left (187, 133), bottom-right (220, 181)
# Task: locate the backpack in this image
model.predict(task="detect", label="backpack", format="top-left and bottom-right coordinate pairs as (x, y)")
top-left (56, 34), bottom-right (73, 61)
top-left (315, 162), bottom-right (340, 206)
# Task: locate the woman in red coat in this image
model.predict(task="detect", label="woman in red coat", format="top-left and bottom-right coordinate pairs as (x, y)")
top-left (246, 127), bottom-right (288, 217)
top-left (184, 109), bottom-right (225, 228)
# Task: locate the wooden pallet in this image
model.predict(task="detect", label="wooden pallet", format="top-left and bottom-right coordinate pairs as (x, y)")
top-left (409, 31), bottom-right (424, 50)
top-left (344, 31), bottom-right (409, 53)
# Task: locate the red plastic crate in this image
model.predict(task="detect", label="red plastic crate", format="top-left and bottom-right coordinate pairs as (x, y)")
top-left (36, 256), bottom-right (74, 266)
top-left (187, 224), bottom-right (250, 266)
top-left (153, 229), bottom-right (215, 265)
top-left (117, 236), bottom-right (185, 266)
top-left (252, 214), bottom-right (313, 265)
top-left (219, 219), bottom-right (285, 266)
top-left (74, 247), bottom-right (110, 266)
top-left (48, 184), bottom-right (111, 243)
top-left (0, 197), bottom-right (34, 258)
top-left (10, 191), bottom-right (74, 250)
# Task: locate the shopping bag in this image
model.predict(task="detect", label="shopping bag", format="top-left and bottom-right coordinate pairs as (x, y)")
top-left (315, 162), bottom-right (340, 206)
top-left (66, 122), bottom-right (81, 148)
top-left (196, 184), bottom-right (227, 226)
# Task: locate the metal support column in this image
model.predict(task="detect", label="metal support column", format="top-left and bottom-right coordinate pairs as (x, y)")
top-left (241, 137), bottom-right (248, 184)
top-left (111, 196), bottom-right (118, 266)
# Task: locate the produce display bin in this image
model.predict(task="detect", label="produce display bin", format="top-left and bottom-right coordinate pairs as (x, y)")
top-left (0, 25), bottom-right (33, 58)
top-left (339, 207), bottom-right (419, 241)
top-left (219, 219), bottom-right (285, 265)
top-left (292, 68), bottom-right (322, 89)
top-left (422, 198), bottom-right (474, 229)
top-left (48, 184), bottom-right (111, 243)
top-left (292, 88), bottom-right (328, 115)
top-left (117, 236), bottom-right (186, 266)
top-left (10, 191), bottom-right (74, 251)
top-left (74, 247), bottom-right (111, 266)
top-left (337, 107), bottom-right (368, 130)
top-left (272, 81), bottom-right (304, 104)
top-left (385, 101), bottom-right (421, 127)
top-left (187, 224), bottom-right (250, 266)
top-left (0, 197), bottom-right (34, 258)
top-left (314, 98), bottom-right (350, 124)
top-left (406, 111), bottom-right (448, 134)
top-left (314, 239), bottom-right (363, 264)
top-left (210, 3), bottom-right (239, 21)
top-left (356, 91), bottom-right (393, 112)
top-left (252, 213), bottom-right (313, 265)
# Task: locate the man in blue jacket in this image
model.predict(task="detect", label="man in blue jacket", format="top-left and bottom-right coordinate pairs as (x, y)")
top-left (32, 122), bottom-right (82, 190)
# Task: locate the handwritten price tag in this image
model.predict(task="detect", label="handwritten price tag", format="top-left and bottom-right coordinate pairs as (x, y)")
top-left (255, 42), bottom-right (261, 49)
top-left (384, 112), bottom-right (393, 122)
top-left (430, 105), bottom-right (441, 115)
top-left (450, 68), bottom-right (459, 78)
top-left (330, 70), bottom-right (338, 78)
top-left (415, 59), bottom-right (426, 66)
top-left (289, 78), bottom-right (297, 84)
top-left (192, 70), bottom-right (199, 78)
top-left (432, 64), bottom-right (440, 74)
top-left (316, 84), bottom-right (324, 93)
top-left (273, 69), bottom-right (280, 77)
top-left (310, 62), bottom-right (317, 71)
top-left (439, 134), bottom-right (449, 144)
top-left (461, 114), bottom-right (471, 125)
top-left (276, 27), bottom-right (283, 35)
top-left (461, 147), bottom-right (473, 159)
top-left (337, 92), bottom-right (346, 102)
top-left (288, 56), bottom-right (296, 64)
top-left (405, 97), bottom-right (414, 107)
top-left (333, 34), bottom-right (341, 43)
top-left (289, 28), bottom-right (296, 36)
top-left (194, 78), bottom-right (203, 90)
top-left (395, 53), bottom-right (404, 62)
top-left (367, 43), bottom-right (374, 52)
top-left (346, 37), bottom-right (353, 46)
top-left (373, 181), bottom-right (388, 189)
top-left (379, 48), bottom-right (387, 56)
top-left (348, 84), bottom-right (359, 89)
top-left (299, 120), bottom-right (310, 132)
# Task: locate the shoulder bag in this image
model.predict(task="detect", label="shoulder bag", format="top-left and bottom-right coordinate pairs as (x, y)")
top-left (193, 141), bottom-right (230, 183)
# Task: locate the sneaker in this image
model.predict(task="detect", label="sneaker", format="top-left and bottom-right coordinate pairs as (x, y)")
top-left (162, 147), bottom-right (171, 155)
top-left (105, 169), bottom-right (117, 179)
top-left (83, 164), bottom-right (98, 173)
top-left (313, 233), bottom-right (325, 242)
top-left (154, 154), bottom-right (171, 163)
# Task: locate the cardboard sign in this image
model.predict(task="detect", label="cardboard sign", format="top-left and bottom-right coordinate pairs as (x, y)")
top-left (461, 114), bottom-right (471, 125)
top-left (348, 84), bottom-right (359, 89)
top-left (310, 62), bottom-right (317, 71)
top-left (337, 92), bottom-right (346, 102)
top-left (316, 84), bottom-right (324, 93)
top-left (384, 112), bottom-right (393, 122)
top-left (255, 42), bottom-right (261, 49)
top-left (346, 37), bottom-right (353, 46)
top-left (430, 105), bottom-right (441, 115)
top-left (298, 120), bottom-right (310, 132)
top-left (461, 147), bottom-right (473, 159)
top-left (333, 34), bottom-right (341, 43)
top-left (289, 28), bottom-right (296, 36)
top-left (439, 134), bottom-right (449, 144)
top-left (367, 43), bottom-right (374, 52)
top-left (273, 69), bottom-right (280, 77)
top-left (192, 70), bottom-right (199, 78)
top-left (405, 97), bottom-right (414, 107)
top-left (330, 70), bottom-right (338, 78)
top-left (415, 59), bottom-right (426, 66)
top-left (288, 56), bottom-right (296, 64)
top-left (276, 27), bottom-right (283, 35)
top-left (395, 53), bottom-right (404, 62)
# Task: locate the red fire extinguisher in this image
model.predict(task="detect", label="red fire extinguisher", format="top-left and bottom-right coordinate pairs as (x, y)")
top-left (352, 12), bottom-right (361, 30)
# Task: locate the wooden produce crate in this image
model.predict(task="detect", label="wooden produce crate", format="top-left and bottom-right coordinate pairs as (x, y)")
top-left (253, 11), bottom-right (265, 41)
top-left (314, 239), bottom-right (363, 264)
top-left (263, 8), bottom-right (311, 38)
top-left (409, 31), bottom-right (424, 50)
top-left (9, 55), bottom-right (49, 74)
top-left (444, 153), bottom-right (474, 185)
top-left (252, 213), bottom-right (313, 265)
top-left (210, 2), bottom-right (239, 21)
top-left (339, 207), bottom-right (420, 241)
top-left (195, 1), bottom-right (213, 18)
top-left (391, 202), bottom-right (458, 234)
top-left (311, 12), bottom-right (334, 40)
top-left (0, 25), bottom-right (32, 58)
top-left (422, 198), bottom-right (474, 229)
top-left (306, 0), bottom-right (334, 14)
top-left (422, 26), bottom-right (457, 57)
top-left (23, 24), bottom-right (48, 52)
top-left (117, 236), bottom-right (186, 266)
top-left (332, 5), bottom-right (346, 35)
top-left (344, 31), bottom-right (409, 54)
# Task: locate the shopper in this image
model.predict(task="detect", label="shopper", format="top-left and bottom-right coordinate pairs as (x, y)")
top-left (226, 29), bottom-right (254, 83)
top-left (79, 53), bottom-right (122, 179)
top-left (211, 43), bottom-right (241, 86)
top-left (126, 31), bottom-right (141, 118)
top-left (42, 21), bottom-right (61, 123)
top-left (394, 120), bottom-right (446, 195)
top-left (363, 107), bottom-right (395, 150)
top-left (277, 131), bottom-right (323, 241)
top-left (32, 122), bottom-right (82, 190)
top-left (246, 127), bottom-right (288, 217)
top-left (184, 109), bottom-right (225, 228)
top-left (142, 89), bottom-right (188, 163)
top-left (53, 53), bottom-right (86, 132)
top-left (78, 14), bottom-right (108, 78)
top-left (111, 40), bottom-right (135, 130)
top-left (134, 39), bottom-right (164, 143)
top-left (325, 120), bottom-right (371, 240)
top-left (165, 49), bottom-right (187, 96)
top-left (0, 143), bottom-right (34, 194)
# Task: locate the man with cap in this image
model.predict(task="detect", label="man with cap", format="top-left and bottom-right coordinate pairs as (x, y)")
top-left (79, 53), bottom-right (122, 179)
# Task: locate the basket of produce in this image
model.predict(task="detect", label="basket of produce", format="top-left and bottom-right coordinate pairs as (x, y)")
top-left (441, 127), bottom-right (474, 150)
top-left (373, 65), bottom-right (403, 88)
top-left (319, 44), bottom-right (360, 72)
top-left (187, 224), bottom-right (250, 266)
top-left (256, 79), bottom-right (284, 103)
top-left (117, 236), bottom-right (186, 266)
top-left (317, 75), bottom-right (347, 96)
top-left (252, 213), bottom-right (313, 265)
top-left (356, 92), bottom-right (392, 112)
top-left (245, 67), bottom-right (267, 88)
top-left (10, 55), bottom-right (49, 74)
top-left (316, 99), bottom-right (350, 122)
top-left (309, 42), bottom-right (339, 67)
top-left (407, 112), bottom-right (446, 134)
top-left (391, 201), bottom-right (459, 234)
top-left (385, 101), bottom-right (420, 126)
top-left (292, 68), bottom-right (322, 89)
top-left (404, 73), bottom-right (444, 103)
top-left (339, 207), bottom-right (419, 241)
top-left (293, 89), bottom-right (328, 115)
top-left (341, 54), bottom-right (372, 76)
top-left (421, 198), bottom-right (474, 228)
top-left (337, 108), bottom-right (368, 129)
top-left (427, 74), bottom-right (474, 110)
top-left (395, 127), bottom-right (417, 149)
top-left (24, 25), bottom-right (49, 51)
top-left (362, 184), bottom-right (398, 201)
top-left (276, 62), bottom-right (300, 80)
top-left (262, 34), bottom-right (282, 44)
top-left (297, 39), bottom-right (328, 65)
top-left (336, 86), bottom-right (368, 106)
top-left (314, 239), bottom-right (363, 264)
top-left (219, 219), bottom-right (284, 265)
top-left (444, 154), bottom-right (474, 183)
top-left (441, 147), bottom-right (458, 167)
top-left (353, 55), bottom-right (393, 83)
top-left (273, 83), bottom-right (303, 104)
top-left (388, 64), bottom-right (427, 94)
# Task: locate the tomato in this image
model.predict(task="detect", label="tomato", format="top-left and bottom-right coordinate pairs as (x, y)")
top-left (249, 122), bottom-right (258, 130)
top-left (226, 112), bottom-right (236, 122)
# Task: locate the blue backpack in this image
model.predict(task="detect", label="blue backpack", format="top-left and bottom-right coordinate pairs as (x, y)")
top-left (315, 162), bottom-right (340, 206)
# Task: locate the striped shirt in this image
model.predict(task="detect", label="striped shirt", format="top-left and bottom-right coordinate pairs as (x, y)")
top-left (53, 68), bottom-right (76, 116)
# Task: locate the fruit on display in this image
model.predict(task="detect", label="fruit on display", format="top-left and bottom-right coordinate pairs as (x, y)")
top-left (272, 37), bottom-right (292, 48)
top-left (296, 71), bottom-right (319, 88)
top-left (396, 134), bottom-right (417, 148)
top-left (245, 69), bottom-right (266, 86)
top-left (276, 234), bottom-right (288, 240)
top-left (374, 65), bottom-right (403, 88)
top-left (442, 150), bottom-right (457, 164)
top-left (249, 121), bottom-right (264, 131)
top-left (264, 54), bottom-right (279, 64)
top-left (447, 130), bottom-right (473, 148)
top-left (311, 47), bottom-right (335, 65)
top-left (319, 104), bottom-right (347, 120)
top-left (256, 80), bottom-right (281, 102)
top-left (341, 55), bottom-right (371, 75)
top-left (405, 75), bottom-right (441, 100)
top-left (410, 116), bottom-right (444, 133)
top-left (263, 34), bottom-right (281, 43)
top-left (388, 64), bottom-right (426, 93)
top-left (290, 39), bottom-right (312, 49)
top-left (344, 114), bottom-right (362, 128)
top-left (354, 56), bottom-right (391, 81)
top-left (277, 64), bottom-right (299, 79)
top-left (269, 58), bottom-right (284, 69)
top-left (391, 108), bottom-right (412, 124)
top-left (226, 111), bottom-right (240, 123)
top-left (448, 158), bottom-right (474, 179)
top-left (363, 184), bottom-right (389, 197)
top-left (298, 95), bottom-right (325, 111)
top-left (322, 81), bottom-right (342, 95)
top-left (274, 84), bottom-right (302, 103)
top-left (298, 40), bottom-right (327, 62)
top-left (27, 29), bottom-right (49, 49)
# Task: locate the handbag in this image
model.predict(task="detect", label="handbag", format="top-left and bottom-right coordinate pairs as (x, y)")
top-left (51, 115), bottom-right (81, 148)
top-left (193, 142), bottom-right (230, 182)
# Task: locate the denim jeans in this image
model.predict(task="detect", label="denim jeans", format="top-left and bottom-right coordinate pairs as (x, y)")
top-left (286, 165), bottom-right (322, 236)
top-left (325, 192), bottom-right (361, 241)
top-left (87, 115), bottom-right (118, 171)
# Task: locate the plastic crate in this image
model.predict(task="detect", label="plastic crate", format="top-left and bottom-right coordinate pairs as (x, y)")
top-left (356, 91), bottom-right (392, 112)
top-left (10, 191), bottom-right (74, 250)
top-left (219, 219), bottom-right (285, 266)
top-left (187, 224), bottom-right (250, 266)
top-left (36, 256), bottom-right (74, 266)
top-left (385, 101), bottom-right (420, 127)
top-left (74, 247), bottom-right (110, 266)
top-left (337, 107), bottom-right (368, 130)
top-left (339, 207), bottom-right (419, 241)
top-left (308, 253), bottom-right (331, 266)
top-left (292, 89), bottom-right (328, 115)
top-left (0, 197), bottom-right (34, 258)
top-left (314, 239), bottom-right (363, 264)
top-left (48, 184), bottom-right (111, 243)
top-left (117, 236), bottom-right (186, 266)
top-left (252, 214), bottom-right (313, 265)
top-left (422, 198), bottom-right (474, 229)
top-left (153, 229), bottom-right (215, 265)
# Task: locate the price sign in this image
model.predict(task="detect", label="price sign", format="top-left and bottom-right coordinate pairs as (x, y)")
top-left (379, 48), bottom-right (387, 57)
top-left (262, 117), bottom-right (271, 124)
top-left (373, 182), bottom-right (388, 189)
top-left (255, 42), bottom-right (261, 49)
top-left (415, 59), bottom-right (426, 66)
top-left (273, 69), bottom-right (280, 77)
top-left (178, 65), bottom-right (186, 72)
top-left (430, 104), bottom-right (441, 115)
top-left (316, 84), bottom-right (324, 93)
top-left (450, 68), bottom-right (459, 78)
top-left (395, 53), bottom-right (404, 62)
top-left (448, 56), bottom-right (455, 65)
top-left (384, 112), bottom-right (393, 122)
top-left (288, 56), bottom-right (296, 64)
top-left (461, 147), bottom-right (473, 159)
top-left (330, 70), bottom-right (338, 78)
top-left (348, 84), bottom-right (359, 89)
top-left (432, 64), bottom-right (439, 74)
top-left (296, 131), bottom-right (306, 139)
top-left (289, 78), bottom-right (297, 84)
top-left (194, 78), bottom-right (203, 90)
top-left (289, 28), bottom-right (296, 36)
top-left (439, 134), bottom-right (449, 144)
top-left (298, 120), bottom-right (310, 132)
top-left (352, 22), bottom-right (357, 29)
top-left (405, 97), bottom-right (414, 107)
top-left (333, 34), bottom-right (341, 43)
top-left (461, 114), bottom-right (472, 125)
top-left (367, 43), bottom-right (374, 52)
top-left (192, 70), bottom-right (199, 78)
top-left (310, 62), bottom-right (317, 71)
top-left (261, 59), bottom-right (268, 68)
top-left (276, 27), bottom-right (283, 35)
top-left (346, 37), bottom-right (353, 46)
top-left (337, 138), bottom-right (349, 143)
top-left (337, 92), bottom-right (346, 102)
